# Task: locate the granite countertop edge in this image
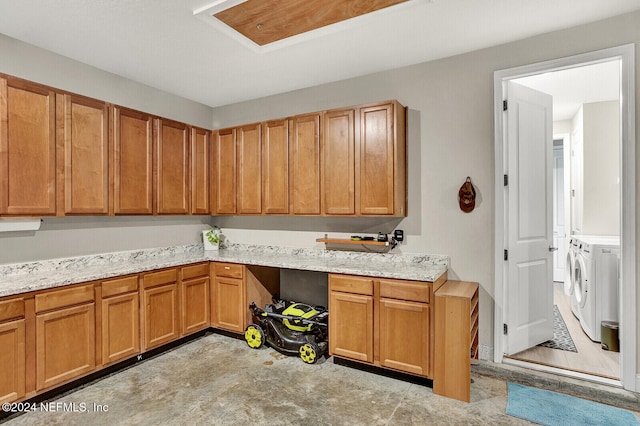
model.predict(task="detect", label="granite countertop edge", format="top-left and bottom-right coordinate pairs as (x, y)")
top-left (0, 244), bottom-right (449, 298)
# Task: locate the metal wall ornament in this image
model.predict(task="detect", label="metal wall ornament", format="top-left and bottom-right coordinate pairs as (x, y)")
top-left (458, 177), bottom-right (476, 213)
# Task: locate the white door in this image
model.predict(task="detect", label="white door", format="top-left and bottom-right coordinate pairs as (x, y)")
top-left (552, 144), bottom-right (566, 282)
top-left (505, 81), bottom-right (554, 355)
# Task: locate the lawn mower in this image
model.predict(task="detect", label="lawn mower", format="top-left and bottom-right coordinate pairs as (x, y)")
top-left (244, 298), bottom-right (328, 364)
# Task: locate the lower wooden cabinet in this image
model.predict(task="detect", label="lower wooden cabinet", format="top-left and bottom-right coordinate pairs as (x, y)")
top-left (0, 297), bottom-right (26, 403)
top-left (329, 273), bottom-right (440, 378)
top-left (142, 269), bottom-right (180, 350)
top-left (211, 274), bottom-right (245, 333)
top-left (101, 275), bottom-right (140, 365)
top-left (0, 319), bottom-right (26, 403)
top-left (379, 298), bottom-right (430, 376)
top-left (181, 263), bottom-right (210, 335)
top-left (329, 290), bottom-right (374, 363)
top-left (35, 297), bottom-right (96, 391)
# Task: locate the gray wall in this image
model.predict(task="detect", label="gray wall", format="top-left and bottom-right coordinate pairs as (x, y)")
top-left (209, 11), bottom-right (640, 364)
top-left (0, 33), bottom-right (215, 263)
top-left (0, 10), bottom-right (639, 369)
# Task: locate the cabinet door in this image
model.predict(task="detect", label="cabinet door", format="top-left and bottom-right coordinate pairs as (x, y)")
top-left (237, 124), bottom-right (262, 214)
top-left (0, 77), bottom-right (56, 215)
top-left (156, 119), bottom-right (189, 214)
top-left (0, 320), bottom-right (25, 403)
top-left (36, 304), bottom-right (95, 390)
top-left (102, 292), bottom-right (140, 365)
top-left (214, 129), bottom-right (236, 214)
top-left (59, 94), bottom-right (109, 215)
top-left (323, 109), bottom-right (355, 215)
top-left (142, 283), bottom-right (180, 350)
top-left (360, 103), bottom-right (394, 215)
top-left (191, 127), bottom-right (210, 215)
top-left (182, 276), bottom-right (210, 335)
top-left (212, 277), bottom-right (245, 333)
top-left (290, 113), bottom-right (321, 215)
top-left (262, 120), bottom-right (288, 214)
top-left (379, 298), bottom-right (430, 376)
top-left (328, 291), bottom-right (373, 362)
top-left (113, 107), bottom-right (153, 214)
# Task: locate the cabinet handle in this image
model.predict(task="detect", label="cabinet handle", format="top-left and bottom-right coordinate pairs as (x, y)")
top-left (224, 267), bottom-right (230, 270)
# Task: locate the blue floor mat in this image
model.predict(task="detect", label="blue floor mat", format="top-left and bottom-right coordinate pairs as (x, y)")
top-left (506, 382), bottom-right (640, 425)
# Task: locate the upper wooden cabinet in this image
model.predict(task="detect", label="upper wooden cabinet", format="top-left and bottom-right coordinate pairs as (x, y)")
top-left (236, 123), bottom-right (262, 214)
top-left (58, 94), bottom-right (109, 215)
top-left (323, 109), bottom-right (356, 215)
top-left (263, 120), bottom-right (289, 214)
top-left (155, 118), bottom-right (189, 214)
top-left (322, 101), bottom-right (406, 217)
top-left (112, 106), bottom-right (153, 215)
top-left (290, 113), bottom-right (321, 215)
top-left (191, 127), bottom-right (210, 215)
top-left (213, 128), bottom-right (236, 214)
top-left (359, 101), bottom-right (406, 216)
top-left (0, 77), bottom-right (56, 215)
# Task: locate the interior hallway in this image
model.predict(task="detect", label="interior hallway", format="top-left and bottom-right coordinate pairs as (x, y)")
top-left (509, 282), bottom-right (620, 379)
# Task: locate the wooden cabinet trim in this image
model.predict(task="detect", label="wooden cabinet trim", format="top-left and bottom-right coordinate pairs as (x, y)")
top-left (379, 279), bottom-right (431, 304)
top-left (328, 274), bottom-right (373, 295)
top-left (34, 284), bottom-right (94, 313)
top-left (214, 262), bottom-right (244, 279)
top-left (0, 298), bottom-right (25, 322)
top-left (182, 263), bottom-right (210, 280)
top-left (101, 275), bottom-right (139, 298)
top-left (142, 269), bottom-right (178, 289)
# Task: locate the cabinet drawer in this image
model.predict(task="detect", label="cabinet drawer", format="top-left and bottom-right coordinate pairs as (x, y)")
top-left (142, 269), bottom-right (178, 289)
top-left (182, 263), bottom-right (210, 280)
top-left (380, 279), bottom-right (431, 303)
top-left (214, 263), bottom-right (243, 279)
top-left (329, 274), bottom-right (373, 296)
top-left (35, 284), bottom-right (94, 313)
top-left (102, 275), bottom-right (139, 298)
top-left (0, 298), bottom-right (25, 322)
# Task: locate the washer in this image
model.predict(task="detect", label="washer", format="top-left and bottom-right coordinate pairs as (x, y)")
top-left (565, 237), bottom-right (580, 317)
top-left (574, 236), bottom-right (620, 342)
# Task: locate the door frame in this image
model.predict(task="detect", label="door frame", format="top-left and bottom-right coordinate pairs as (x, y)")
top-left (493, 44), bottom-right (637, 391)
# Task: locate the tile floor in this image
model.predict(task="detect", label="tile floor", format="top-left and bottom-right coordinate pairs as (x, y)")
top-left (1, 333), bottom-right (638, 425)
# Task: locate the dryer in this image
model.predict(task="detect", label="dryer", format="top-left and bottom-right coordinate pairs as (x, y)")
top-left (574, 236), bottom-right (620, 342)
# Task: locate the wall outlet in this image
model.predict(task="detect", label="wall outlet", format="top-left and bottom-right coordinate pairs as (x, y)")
top-left (393, 229), bottom-right (404, 242)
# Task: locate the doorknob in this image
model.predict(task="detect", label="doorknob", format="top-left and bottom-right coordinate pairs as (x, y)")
top-left (549, 246), bottom-right (558, 252)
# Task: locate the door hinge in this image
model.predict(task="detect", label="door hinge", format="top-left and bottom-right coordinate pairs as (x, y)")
top-left (503, 174), bottom-right (508, 186)
top-left (503, 323), bottom-right (508, 335)
top-left (503, 100), bottom-right (508, 111)
top-left (504, 249), bottom-right (508, 261)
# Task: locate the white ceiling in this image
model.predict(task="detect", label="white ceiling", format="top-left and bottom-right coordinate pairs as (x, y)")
top-left (515, 60), bottom-right (621, 121)
top-left (0, 0), bottom-right (638, 108)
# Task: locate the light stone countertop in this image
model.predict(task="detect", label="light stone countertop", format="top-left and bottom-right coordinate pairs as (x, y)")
top-left (0, 244), bottom-right (449, 298)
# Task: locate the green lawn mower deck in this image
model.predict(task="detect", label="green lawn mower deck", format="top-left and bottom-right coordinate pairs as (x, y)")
top-left (244, 298), bottom-right (328, 364)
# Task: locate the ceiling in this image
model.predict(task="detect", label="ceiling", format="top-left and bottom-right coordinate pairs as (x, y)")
top-left (0, 0), bottom-right (638, 109)
top-left (515, 60), bottom-right (621, 121)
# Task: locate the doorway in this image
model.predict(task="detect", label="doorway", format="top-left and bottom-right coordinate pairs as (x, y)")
top-left (493, 45), bottom-right (636, 391)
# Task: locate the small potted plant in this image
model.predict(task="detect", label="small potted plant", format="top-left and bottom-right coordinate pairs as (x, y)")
top-left (203, 226), bottom-right (222, 251)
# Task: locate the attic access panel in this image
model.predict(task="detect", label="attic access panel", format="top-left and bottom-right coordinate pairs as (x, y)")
top-left (214, 0), bottom-right (408, 46)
